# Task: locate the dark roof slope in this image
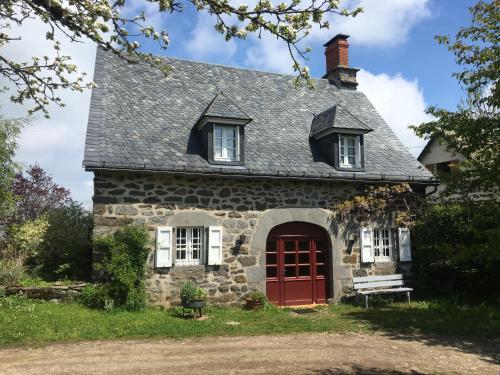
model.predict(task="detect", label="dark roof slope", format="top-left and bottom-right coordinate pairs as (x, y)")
top-left (310, 105), bottom-right (372, 138)
top-left (202, 91), bottom-right (251, 121)
top-left (84, 48), bottom-right (432, 183)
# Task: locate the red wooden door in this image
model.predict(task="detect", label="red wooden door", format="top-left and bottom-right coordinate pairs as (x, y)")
top-left (265, 222), bottom-right (330, 306)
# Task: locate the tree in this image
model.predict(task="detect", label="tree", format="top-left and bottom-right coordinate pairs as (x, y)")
top-left (412, 1), bottom-right (499, 201)
top-left (0, 113), bottom-right (24, 221)
top-left (1, 0), bottom-right (362, 117)
top-left (11, 164), bottom-right (72, 223)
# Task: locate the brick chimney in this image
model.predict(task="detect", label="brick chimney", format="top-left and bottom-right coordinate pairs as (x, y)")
top-left (323, 34), bottom-right (359, 90)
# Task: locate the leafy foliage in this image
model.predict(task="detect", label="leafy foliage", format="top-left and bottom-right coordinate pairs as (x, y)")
top-left (245, 290), bottom-right (267, 303)
top-left (412, 202), bottom-right (500, 302)
top-left (412, 1), bottom-right (499, 201)
top-left (92, 226), bottom-right (150, 311)
top-left (333, 183), bottom-right (425, 228)
top-left (5, 215), bottom-right (49, 261)
top-left (0, 256), bottom-right (27, 285)
top-left (35, 203), bottom-right (93, 280)
top-left (0, 114), bottom-right (24, 222)
top-left (11, 164), bottom-right (72, 223)
top-left (0, 0), bottom-right (363, 116)
top-left (180, 282), bottom-right (207, 306)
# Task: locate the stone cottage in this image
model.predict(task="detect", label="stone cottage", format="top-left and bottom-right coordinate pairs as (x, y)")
top-left (84, 34), bottom-right (433, 307)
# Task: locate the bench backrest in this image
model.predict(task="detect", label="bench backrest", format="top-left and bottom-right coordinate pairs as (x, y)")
top-left (353, 274), bottom-right (405, 290)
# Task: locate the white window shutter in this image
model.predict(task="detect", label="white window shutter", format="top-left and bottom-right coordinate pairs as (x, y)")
top-left (398, 227), bottom-right (412, 261)
top-left (360, 227), bottom-right (374, 263)
top-left (208, 226), bottom-right (223, 265)
top-left (155, 226), bottom-right (173, 268)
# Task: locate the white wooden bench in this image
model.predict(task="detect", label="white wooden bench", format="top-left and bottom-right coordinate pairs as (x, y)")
top-left (353, 274), bottom-right (413, 308)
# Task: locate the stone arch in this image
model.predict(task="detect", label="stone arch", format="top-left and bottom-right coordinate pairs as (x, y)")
top-left (250, 208), bottom-right (349, 301)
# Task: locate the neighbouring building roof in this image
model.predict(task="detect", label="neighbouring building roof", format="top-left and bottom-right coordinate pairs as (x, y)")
top-left (83, 48), bottom-right (433, 183)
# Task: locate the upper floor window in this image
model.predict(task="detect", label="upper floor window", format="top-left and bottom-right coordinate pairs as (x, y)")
top-left (339, 135), bottom-right (361, 168)
top-left (214, 125), bottom-right (239, 162)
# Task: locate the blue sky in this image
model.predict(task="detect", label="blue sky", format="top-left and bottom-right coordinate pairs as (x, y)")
top-left (1, 0), bottom-right (476, 205)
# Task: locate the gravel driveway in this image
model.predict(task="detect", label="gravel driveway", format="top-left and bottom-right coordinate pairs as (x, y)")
top-left (1, 332), bottom-right (498, 374)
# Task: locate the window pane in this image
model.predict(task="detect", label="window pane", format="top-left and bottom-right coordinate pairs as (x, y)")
top-left (299, 266), bottom-right (310, 277)
top-left (284, 266), bottom-right (295, 277)
top-left (298, 252), bottom-right (309, 264)
top-left (285, 253), bottom-right (295, 265)
top-left (266, 253), bottom-right (277, 265)
top-left (284, 241), bottom-right (295, 252)
top-left (298, 241), bottom-right (308, 251)
top-left (214, 147), bottom-right (222, 158)
top-left (266, 266), bottom-right (277, 278)
top-left (215, 137), bottom-right (223, 148)
top-left (215, 127), bottom-right (222, 137)
top-left (266, 240), bottom-right (277, 252)
top-left (347, 137), bottom-right (355, 147)
top-left (316, 265), bottom-right (325, 276)
top-left (348, 156), bottom-right (355, 165)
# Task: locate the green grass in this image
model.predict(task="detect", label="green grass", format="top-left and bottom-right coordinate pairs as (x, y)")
top-left (0, 296), bottom-right (498, 347)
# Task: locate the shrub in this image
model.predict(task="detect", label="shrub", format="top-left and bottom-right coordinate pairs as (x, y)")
top-left (180, 282), bottom-right (206, 306)
top-left (35, 203), bottom-right (93, 280)
top-left (245, 291), bottom-right (267, 303)
top-left (0, 257), bottom-right (27, 285)
top-left (79, 284), bottom-right (110, 309)
top-left (93, 225), bottom-right (150, 311)
top-left (6, 215), bottom-right (48, 261)
top-left (413, 202), bottom-right (500, 302)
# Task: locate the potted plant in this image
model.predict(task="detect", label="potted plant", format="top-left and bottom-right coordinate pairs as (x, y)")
top-left (245, 291), bottom-right (267, 309)
top-left (180, 282), bottom-right (207, 317)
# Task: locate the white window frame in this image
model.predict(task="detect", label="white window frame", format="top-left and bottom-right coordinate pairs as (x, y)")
top-left (175, 227), bottom-right (204, 266)
top-left (339, 134), bottom-right (361, 168)
top-left (213, 125), bottom-right (239, 162)
top-left (373, 228), bottom-right (392, 262)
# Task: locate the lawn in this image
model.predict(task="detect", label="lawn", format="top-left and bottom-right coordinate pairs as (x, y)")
top-left (0, 296), bottom-right (499, 347)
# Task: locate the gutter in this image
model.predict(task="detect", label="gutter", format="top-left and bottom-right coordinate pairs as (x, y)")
top-left (83, 162), bottom-right (438, 186)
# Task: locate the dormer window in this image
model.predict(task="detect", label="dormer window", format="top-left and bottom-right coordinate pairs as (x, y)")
top-left (309, 104), bottom-right (372, 172)
top-left (194, 91), bottom-right (252, 166)
top-left (339, 134), bottom-right (361, 168)
top-left (214, 125), bottom-right (239, 161)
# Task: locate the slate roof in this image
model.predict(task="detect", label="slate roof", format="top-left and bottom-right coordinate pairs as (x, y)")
top-left (84, 48), bottom-right (433, 183)
top-left (310, 105), bottom-right (372, 138)
top-left (200, 91), bottom-right (251, 121)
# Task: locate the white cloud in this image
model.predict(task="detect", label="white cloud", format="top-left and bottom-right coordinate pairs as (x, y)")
top-left (357, 69), bottom-right (432, 156)
top-left (0, 16), bottom-right (96, 207)
top-left (313, 0), bottom-right (431, 47)
top-left (245, 33), bottom-right (295, 74)
top-left (184, 14), bottom-right (237, 61)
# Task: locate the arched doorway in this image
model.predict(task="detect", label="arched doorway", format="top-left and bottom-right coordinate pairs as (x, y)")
top-left (265, 222), bottom-right (331, 306)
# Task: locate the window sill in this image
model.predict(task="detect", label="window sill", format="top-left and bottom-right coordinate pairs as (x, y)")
top-left (335, 167), bottom-right (366, 172)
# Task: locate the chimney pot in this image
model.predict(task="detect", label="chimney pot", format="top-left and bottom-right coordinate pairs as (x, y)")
top-left (323, 34), bottom-right (358, 90)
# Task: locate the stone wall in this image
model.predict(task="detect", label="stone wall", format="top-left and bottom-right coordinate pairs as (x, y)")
top-left (92, 171), bottom-right (411, 307)
top-left (5, 282), bottom-right (87, 301)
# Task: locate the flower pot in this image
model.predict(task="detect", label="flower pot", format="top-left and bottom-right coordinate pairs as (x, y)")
top-left (188, 299), bottom-right (206, 309)
top-left (245, 298), bottom-right (264, 310)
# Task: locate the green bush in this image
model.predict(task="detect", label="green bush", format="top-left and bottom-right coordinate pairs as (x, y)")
top-left (92, 225), bottom-right (150, 311)
top-left (180, 282), bottom-right (207, 306)
top-left (413, 202), bottom-right (500, 302)
top-left (6, 216), bottom-right (48, 261)
top-left (35, 203), bottom-right (93, 281)
top-left (0, 257), bottom-right (27, 285)
top-left (79, 284), bottom-right (110, 309)
top-left (245, 291), bottom-right (267, 303)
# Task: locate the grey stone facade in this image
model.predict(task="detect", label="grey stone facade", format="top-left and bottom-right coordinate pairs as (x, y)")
top-left (92, 171), bottom-right (410, 307)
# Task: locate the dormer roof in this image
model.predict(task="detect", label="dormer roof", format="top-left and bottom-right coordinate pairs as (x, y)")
top-left (310, 105), bottom-right (372, 139)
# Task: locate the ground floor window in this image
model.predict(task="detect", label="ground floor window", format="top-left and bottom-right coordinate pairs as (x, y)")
top-left (175, 227), bottom-right (203, 266)
top-left (373, 228), bottom-right (392, 262)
